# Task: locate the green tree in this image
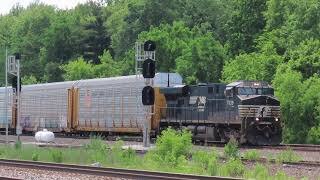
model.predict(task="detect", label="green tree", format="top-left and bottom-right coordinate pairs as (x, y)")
top-left (272, 65), bottom-right (304, 143)
top-left (286, 39), bottom-right (320, 79)
top-left (222, 52), bottom-right (283, 83)
top-left (22, 75), bottom-right (38, 85)
top-left (224, 0), bottom-right (267, 55)
top-left (176, 32), bottom-right (226, 84)
top-left (139, 21), bottom-right (226, 84)
top-left (94, 50), bottom-right (123, 78)
top-left (61, 57), bottom-right (94, 81)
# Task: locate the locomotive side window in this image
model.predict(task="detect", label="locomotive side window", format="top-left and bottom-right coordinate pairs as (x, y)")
top-left (215, 85), bottom-right (219, 94)
top-left (238, 87), bottom-right (256, 95)
top-left (225, 87), bottom-right (233, 97)
top-left (208, 87), bottom-right (213, 94)
top-left (238, 87), bottom-right (274, 95)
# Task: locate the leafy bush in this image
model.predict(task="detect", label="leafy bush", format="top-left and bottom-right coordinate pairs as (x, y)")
top-left (50, 149), bottom-right (63, 163)
top-left (224, 138), bottom-right (239, 159)
top-left (244, 163), bottom-right (269, 179)
top-left (147, 128), bottom-right (192, 167)
top-left (274, 171), bottom-right (294, 180)
top-left (86, 135), bottom-right (108, 152)
top-left (275, 149), bottom-right (301, 163)
top-left (307, 126), bottom-right (320, 144)
top-left (32, 152), bottom-right (39, 161)
top-left (192, 149), bottom-right (218, 175)
top-left (243, 150), bottom-right (260, 161)
top-left (218, 158), bottom-right (244, 177)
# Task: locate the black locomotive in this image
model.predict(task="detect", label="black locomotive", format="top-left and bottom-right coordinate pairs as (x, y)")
top-left (159, 81), bottom-right (282, 145)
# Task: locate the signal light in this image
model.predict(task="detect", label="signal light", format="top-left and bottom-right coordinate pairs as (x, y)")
top-left (182, 85), bottom-right (190, 96)
top-left (142, 86), bottom-right (155, 105)
top-left (142, 58), bottom-right (155, 78)
top-left (14, 53), bottom-right (21, 60)
top-left (144, 40), bottom-right (156, 51)
top-left (11, 77), bottom-right (21, 92)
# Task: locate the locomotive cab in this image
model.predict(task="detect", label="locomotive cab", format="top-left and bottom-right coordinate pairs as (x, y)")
top-left (226, 81), bottom-right (282, 145)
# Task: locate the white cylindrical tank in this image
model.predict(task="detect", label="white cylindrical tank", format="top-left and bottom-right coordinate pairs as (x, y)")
top-left (35, 129), bottom-right (55, 142)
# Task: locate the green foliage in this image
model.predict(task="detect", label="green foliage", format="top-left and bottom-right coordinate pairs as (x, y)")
top-left (222, 52), bottom-right (283, 83)
top-left (32, 152), bottom-right (39, 161)
top-left (61, 57), bottom-right (94, 81)
top-left (275, 149), bottom-right (302, 163)
top-left (50, 149), bottom-right (63, 163)
top-left (192, 149), bottom-right (218, 175)
top-left (224, 0), bottom-right (267, 55)
top-left (273, 64), bottom-right (320, 143)
top-left (147, 128), bottom-right (192, 167)
top-left (307, 126), bottom-right (320, 144)
top-left (94, 50), bottom-right (123, 78)
top-left (0, 141), bottom-right (298, 179)
top-left (243, 150), bottom-right (260, 161)
top-left (274, 171), bottom-right (294, 180)
top-left (139, 21), bottom-right (226, 84)
top-left (218, 158), bottom-right (245, 177)
top-left (22, 75), bottom-right (38, 85)
top-left (244, 163), bottom-right (269, 179)
top-left (287, 39), bottom-right (320, 79)
top-left (86, 135), bottom-right (107, 152)
top-left (14, 140), bottom-right (22, 150)
top-left (224, 138), bottom-right (239, 159)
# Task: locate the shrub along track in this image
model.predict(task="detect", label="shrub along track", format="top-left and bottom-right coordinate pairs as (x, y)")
top-left (0, 159), bottom-right (241, 180)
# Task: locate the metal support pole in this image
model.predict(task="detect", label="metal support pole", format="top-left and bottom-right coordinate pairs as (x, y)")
top-left (5, 46), bottom-right (8, 144)
top-left (16, 59), bottom-right (21, 140)
top-left (143, 108), bottom-right (150, 147)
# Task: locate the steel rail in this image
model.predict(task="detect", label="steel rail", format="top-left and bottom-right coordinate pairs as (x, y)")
top-left (240, 158), bottom-right (320, 167)
top-left (0, 159), bottom-right (241, 180)
top-left (252, 144), bottom-right (320, 152)
top-left (0, 177), bottom-right (22, 180)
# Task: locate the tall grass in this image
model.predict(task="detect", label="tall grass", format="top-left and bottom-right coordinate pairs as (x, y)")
top-left (0, 129), bottom-right (296, 179)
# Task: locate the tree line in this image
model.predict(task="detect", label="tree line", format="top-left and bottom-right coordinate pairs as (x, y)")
top-left (0, 0), bottom-right (319, 143)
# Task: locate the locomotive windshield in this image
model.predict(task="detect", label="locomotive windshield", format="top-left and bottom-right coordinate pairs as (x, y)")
top-left (237, 87), bottom-right (274, 95)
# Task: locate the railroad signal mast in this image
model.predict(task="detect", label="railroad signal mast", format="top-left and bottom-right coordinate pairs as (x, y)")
top-left (7, 53), bottom-right (22, 138)
top-left (136, 40), bottom-right (156, 147)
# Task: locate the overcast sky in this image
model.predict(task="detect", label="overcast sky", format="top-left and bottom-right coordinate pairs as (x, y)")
top-left (0, 0), bottom-right (93, 15)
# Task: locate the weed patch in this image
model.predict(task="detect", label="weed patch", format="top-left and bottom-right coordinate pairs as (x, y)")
top-left (224, 138), bottom-right (239, 159)
top-left (243, 150), bottom-right (260, 160)
top-left (276, 148), bottom-right (301, 163)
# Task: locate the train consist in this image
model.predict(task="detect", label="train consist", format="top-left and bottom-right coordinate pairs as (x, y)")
top-left (0, 73), bottom-right (281, 145)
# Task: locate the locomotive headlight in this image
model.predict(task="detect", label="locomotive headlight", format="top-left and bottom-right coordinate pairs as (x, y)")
top-left (275, 117), bottom-right (279, 122)
top-left (255, 117), bottom-right (259, 121)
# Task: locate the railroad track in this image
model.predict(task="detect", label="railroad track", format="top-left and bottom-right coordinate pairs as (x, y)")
top-left (240, 158), bottom-right (320, 167)
top-left (201, 141), bottom-right (320, 152)
top-left (2, 134), bottom-right (320, 152)
top-left (0, 159), bottom-right (240, 180)
top-left (250, 144), bottom-right (320, 152)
